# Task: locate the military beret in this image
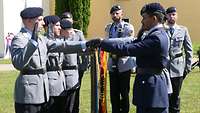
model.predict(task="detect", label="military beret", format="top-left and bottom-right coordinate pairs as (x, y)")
top-left (61, 12), bottom-right (73, 19)
top-left (110, 5), bottom-right (122, 14)
top-left (44, 15), bottom-right (60, 26)
top-left (60, 20), bottom-right (73, 29)
top-left (20, 7), bottom-right (43, 19)
top-left (166, 7), bottom-right (176, 14)
top-left (140, 3), bottom-right (165, 15)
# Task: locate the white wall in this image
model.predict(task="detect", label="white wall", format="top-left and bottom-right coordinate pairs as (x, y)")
top-left (0, 0), bottom-right (4, 57)
top-left (2, 0), bottom-right (43, 58)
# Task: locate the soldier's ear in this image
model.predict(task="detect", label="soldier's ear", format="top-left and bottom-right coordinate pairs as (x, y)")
top-left (152, 15), bottom-right (158, 22)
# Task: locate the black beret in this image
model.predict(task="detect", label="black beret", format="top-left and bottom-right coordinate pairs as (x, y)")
top-left (20, 7), bottom-right (43, 19)
top-left (166, 7), bottom-right (176, 14)
top-left (60, 20), bottom-right (73, 29)
top-left (140, 3), bottom-right (165, 15)
top-left (110, 5), bottom-right (122, 14)
top-left (61, 12), bottom-right (73, 19)
top-left (44, 15), bottom-right (60, 26)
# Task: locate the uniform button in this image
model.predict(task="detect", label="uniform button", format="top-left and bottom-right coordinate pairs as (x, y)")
top-left (142, 81), bottom-right (145, 84)
top-left (25, 81), bottom-right (29, 85)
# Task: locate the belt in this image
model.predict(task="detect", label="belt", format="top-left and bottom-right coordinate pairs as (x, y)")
top-left (136, 68), bottom-right (162, 75)
top-left (21, 68), bottom-right (46, 75)
top-left (62, 65), bottom-right (78, 70)
top-left (174, 53), bottom-right (183, 58)
top-left (47, 67), bottom-right (61, 71)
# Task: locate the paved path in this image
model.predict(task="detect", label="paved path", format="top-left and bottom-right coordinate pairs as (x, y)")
top-left (0, 64), bottom-right (15, 71)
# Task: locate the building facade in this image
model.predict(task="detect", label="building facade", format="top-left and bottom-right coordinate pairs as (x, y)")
top-left (0, 0), bottom-right (199, 57)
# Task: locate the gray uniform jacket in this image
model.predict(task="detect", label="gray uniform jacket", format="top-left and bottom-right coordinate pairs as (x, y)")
top-left (167, 24), bottom-right (193, 78)
top-left (105, 21), bottom-right (135, 72)
top-left (76, 29), bottom-right (89, 72)
top-left (62, 30), bottom-right (86, 91)
top-left (11, 28), bottom-right (85, 104)
top-left (46, 38), bottom-right (66, 96)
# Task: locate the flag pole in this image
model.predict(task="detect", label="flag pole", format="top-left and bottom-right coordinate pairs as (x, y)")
top-left (90, 50), bottom-right (98, 113)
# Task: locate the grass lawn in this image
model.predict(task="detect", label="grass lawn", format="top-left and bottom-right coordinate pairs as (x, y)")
top-left (0, 59), bottom-right (11, 64)
top-left (0, 69), bottom-right (199, 113)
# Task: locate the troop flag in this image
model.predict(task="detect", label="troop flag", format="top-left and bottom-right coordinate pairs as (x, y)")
top-left (98, 49), bottom-right (108, 113)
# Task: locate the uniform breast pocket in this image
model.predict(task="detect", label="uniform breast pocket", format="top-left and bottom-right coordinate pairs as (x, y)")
top-left (21, 75), bottom-right (39, 98)
top-left (22, 75), bottom-right (38, 86)
top-left (48, 73), bottom-right (59, 80)
top-left (174, 37), bottom-right (184, 48)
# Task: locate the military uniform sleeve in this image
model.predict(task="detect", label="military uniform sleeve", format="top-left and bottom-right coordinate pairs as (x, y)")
top-left (78, 30), bottom-right (86, 41)
top-left (183, 27), bottom-right (193, 71)
top-left (11, 34), bottom-right (38, 70)
top-left (101, 35), bottom-right (160, 56)
top-left (105, 23), bottom-right (112, 37)
top-left (46, 37), bottom-right (86, 54)
top-left (127, 23), bottom-right (135, 36)
top-left (77, 30), bottom-right (89, 71)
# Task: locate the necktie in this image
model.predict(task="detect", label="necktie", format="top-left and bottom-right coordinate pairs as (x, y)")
top-left (114, 25), bottom-right (117, 31)
top-left (169, 27), bottom-right (174, 36)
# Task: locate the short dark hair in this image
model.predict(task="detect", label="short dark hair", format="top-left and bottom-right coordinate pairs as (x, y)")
top-left (110, 5), bottom-right (122, 14)
top-left (61, 12), bottom-right (73, 20)
top-left (141, 3), bottom-right (166, 23)
top-left (43, 15), bottom-right (60, 26)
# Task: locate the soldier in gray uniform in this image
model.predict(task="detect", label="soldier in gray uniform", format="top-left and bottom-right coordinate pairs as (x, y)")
top-left (166, 7), bottom-right (193, 113)
top-left (105, 5), bottom-right (135, 113)
top-left (43, 15), bottom-right (66, 113)
top-left (11, 7), bottom-right (92, 113)
top-left (61, 12), bottom-right (89, 113)
top-left (59, 19), bottom-right (83, 113)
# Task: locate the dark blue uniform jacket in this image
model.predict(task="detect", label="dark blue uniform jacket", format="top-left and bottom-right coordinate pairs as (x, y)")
top-left (101, 27), bottom-right (169, 108)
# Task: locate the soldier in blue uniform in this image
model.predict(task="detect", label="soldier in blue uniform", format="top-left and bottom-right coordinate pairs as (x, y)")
top-left (100, 3), bottom-right (169, 113)
top-left (165, 7), bottom-right (193, 113)
top-left (105, 5), bottom-right (135, 113)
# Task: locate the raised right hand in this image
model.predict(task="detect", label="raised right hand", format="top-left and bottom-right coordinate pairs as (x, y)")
top-left (31, 22), bottom-right (39, 41)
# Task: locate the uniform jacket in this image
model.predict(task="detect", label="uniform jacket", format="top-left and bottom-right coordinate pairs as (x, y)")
top-left (105, 20), bottom-right (135, 72)
top-left (166, 24), bottom-right (193, 78)
top-left (62, 29), bottom-right (86, 91)
top-left (46, 38), bottom-right (66, 96)
top-left (101, 24), bottom-right (169, 107)
top-left (11, 28), bottom-right (85, 104)
top-left (75, 29), bottom-right (89, 72)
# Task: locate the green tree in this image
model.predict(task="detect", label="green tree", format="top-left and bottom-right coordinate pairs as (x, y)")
top-left (55, 0), bottom-right (91, 36)
top-left (82, 0), bottom-right (91, 36)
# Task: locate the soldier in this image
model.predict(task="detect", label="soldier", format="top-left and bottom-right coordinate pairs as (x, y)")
top-left (61, 12), bottom-right (89, 113)
top-left (165, 7), bottom-right (193, 113)
top-left (61, 12), bottom-right (73, 23)
top-left (43, 15), bottom-right (66, 113)
top-left (105, 4), bottom-right (135, 113)
top-left (11, 7), bottom-right (98, 113)
top-left (59, 19), bottom-right (80, 113)
top-left (100, 2), bottom-right (169, 113)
